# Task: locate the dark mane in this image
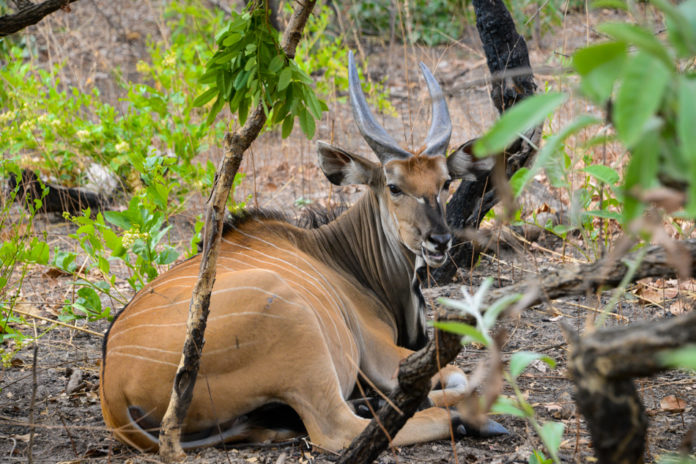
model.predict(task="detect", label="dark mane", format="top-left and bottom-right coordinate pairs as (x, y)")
top-left (221, 206), bottom-right (348, 236)
top-left (295, 205), bottom-right (347, 229)
top-left (221, 208), bottom-right (292, 236)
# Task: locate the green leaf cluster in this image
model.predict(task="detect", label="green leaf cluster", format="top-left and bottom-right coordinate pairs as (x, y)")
top-left (658, 344), bottom-right (696, 371)
top-left (572, 0), bottom-right (696, 221)
top-left (0, 0), bottom-right (240, 346)
top-left (195, 6), bottom-right (327, 138)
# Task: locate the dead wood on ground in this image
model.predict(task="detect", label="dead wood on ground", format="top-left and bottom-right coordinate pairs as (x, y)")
top-left (7, 169), bottom-right (110, 214)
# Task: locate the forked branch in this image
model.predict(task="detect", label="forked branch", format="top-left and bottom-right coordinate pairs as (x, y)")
top-left (157, 2), bottom-right (317, 461)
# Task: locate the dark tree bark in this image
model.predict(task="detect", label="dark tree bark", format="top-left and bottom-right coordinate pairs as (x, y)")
top-left (433, 0), bottom-right (539, 284)
top-left (473, 0), bottom-right (536, 113)
top-left (0, 0), bottom-right (79, 37)
top-left (156, 2), bottom-right (317, 461)
top-left (564, 311), bottom-right (696, 464)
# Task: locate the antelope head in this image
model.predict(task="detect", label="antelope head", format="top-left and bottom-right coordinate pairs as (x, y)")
top-left (318, 52), bottom-right (491, 268)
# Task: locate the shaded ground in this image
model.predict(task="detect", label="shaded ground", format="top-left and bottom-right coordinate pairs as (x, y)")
top-left (2, 244), bottom-right (695, 463)
top-left (1, 2), bottom-right (695, 463)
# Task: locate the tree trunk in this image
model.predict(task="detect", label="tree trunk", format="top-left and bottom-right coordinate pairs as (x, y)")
top-left (564, 311), bottom-right (696, 464)
top-left (156, 2), bottom-right (317, 461)
top-left (433, 0), bottom-right (539, 284)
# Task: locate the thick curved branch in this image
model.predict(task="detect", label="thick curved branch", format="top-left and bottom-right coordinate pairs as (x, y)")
top-left (0, 0), bottom-right (79, 37)
top-left (157, 1), bottom-right (317, 461)
top-left (337, 325), bottom-right (467, 464)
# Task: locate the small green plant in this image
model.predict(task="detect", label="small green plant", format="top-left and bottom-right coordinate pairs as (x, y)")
top-left (57, 174), bottom-right (194, 321)
top-left (436, 279), bottom-right (564, 463)
top-left (492, 350), bottom-right (563, 464)
top-left (0, 160), bottom-right (50, 354)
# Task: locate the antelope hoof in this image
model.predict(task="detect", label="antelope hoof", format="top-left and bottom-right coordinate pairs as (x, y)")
top-left (349, 397), bottom-right (386, 418)
top-left (454, 418), bottom-right (509, 438)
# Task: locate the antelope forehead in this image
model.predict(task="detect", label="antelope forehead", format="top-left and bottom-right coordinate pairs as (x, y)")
top-left (384, 156), bottom-right (449, 195)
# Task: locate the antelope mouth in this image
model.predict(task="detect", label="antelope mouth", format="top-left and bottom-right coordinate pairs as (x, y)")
top-left (421, 245), bottom-right (448, 268)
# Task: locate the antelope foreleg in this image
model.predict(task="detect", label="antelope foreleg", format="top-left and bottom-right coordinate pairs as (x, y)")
top-left (391, 407), bottom-right (463, 446)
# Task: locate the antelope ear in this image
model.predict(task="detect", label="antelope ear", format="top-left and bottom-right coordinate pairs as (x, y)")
top-left (446, 140), bottom-right (495, 181)
top-left (317, 141), bottom-right (381, 186)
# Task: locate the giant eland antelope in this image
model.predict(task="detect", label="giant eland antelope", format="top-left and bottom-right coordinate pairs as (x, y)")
top-left (100, 52), bottom-right (500, 452)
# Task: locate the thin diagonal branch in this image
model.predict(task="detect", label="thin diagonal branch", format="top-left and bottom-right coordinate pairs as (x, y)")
top-left (157, 1), bottom-right (317, 461)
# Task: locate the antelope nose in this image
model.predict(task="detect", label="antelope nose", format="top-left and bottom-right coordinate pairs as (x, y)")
top-left (429, 233), bottom-right (451, 252)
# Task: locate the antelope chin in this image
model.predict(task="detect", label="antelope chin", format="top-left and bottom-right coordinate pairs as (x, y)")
top-left (421, 245), bottom-right (448, 268)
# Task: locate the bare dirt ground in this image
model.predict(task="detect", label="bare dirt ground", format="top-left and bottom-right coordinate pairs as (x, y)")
top-left (1, 2), bottom-right (694, 463)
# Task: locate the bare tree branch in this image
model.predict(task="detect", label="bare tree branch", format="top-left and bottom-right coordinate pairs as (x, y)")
top-left (0, 0), bottom-right (79, 37)
top-left (156, 1), bottom-right (317, 461)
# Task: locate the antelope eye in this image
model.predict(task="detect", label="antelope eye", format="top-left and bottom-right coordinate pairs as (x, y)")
top-left (442, 180), bottom-right (452, 191)
top-left (388, 184), bottom-right (402, 195)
